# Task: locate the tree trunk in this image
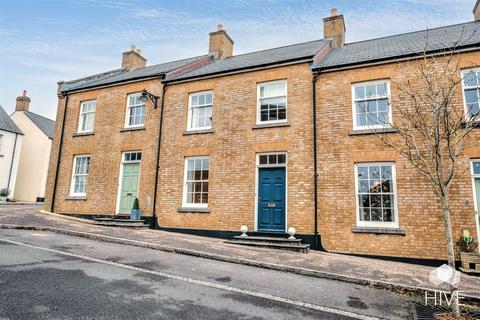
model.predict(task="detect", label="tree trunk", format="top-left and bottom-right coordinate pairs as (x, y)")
top-left (440, 193), bottom-right (460, 316)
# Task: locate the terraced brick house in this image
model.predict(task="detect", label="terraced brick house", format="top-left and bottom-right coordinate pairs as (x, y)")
top-left (45, 5), bottom-right (480, 262)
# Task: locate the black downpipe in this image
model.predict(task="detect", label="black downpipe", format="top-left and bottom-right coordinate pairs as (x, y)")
top-left (312, 72), bottom-right (320, 250)
top-left (150, 83), bottom-right (168, 229)
top-left (7, 133), bottom-right (19, 194)
top-left (50, 94), bottom-right (69, 212)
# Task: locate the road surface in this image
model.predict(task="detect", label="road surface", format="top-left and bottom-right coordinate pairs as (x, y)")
top-left (0, 229), bottom-right (410, 319)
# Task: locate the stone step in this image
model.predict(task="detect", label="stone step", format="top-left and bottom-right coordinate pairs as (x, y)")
top-left (233, 235), bottom-right (303, 244)
top-left (93, 217), bottom-right (147, 228)
top-left (224, 239), bottom-right (310, 252)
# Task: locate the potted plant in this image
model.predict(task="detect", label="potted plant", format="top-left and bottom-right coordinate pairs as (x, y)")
top-left (130, 197), bottom-right (140, 220)
top-left (0, 188), bottom-right (10, 203)
top-left (459, 233), bottom-right (479, 274)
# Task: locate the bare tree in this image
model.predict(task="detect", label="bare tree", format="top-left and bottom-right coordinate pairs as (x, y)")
top-left (366, 38), bottom-right (479, 315)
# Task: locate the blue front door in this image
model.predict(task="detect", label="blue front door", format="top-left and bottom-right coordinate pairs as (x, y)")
top-left (258, 167), bottom-right (286, 232)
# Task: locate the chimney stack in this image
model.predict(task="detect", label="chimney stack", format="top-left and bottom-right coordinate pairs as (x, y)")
top-left (474, 0), bottom-right (480, 20)
top-left (323, 8), bottom-right (346, 48)
top-left (16, 90), bottom-right (31, 112)
top-left (209, 24), bottom-right (234, 60)
top-left (122, 45), bottom-right (147, 71)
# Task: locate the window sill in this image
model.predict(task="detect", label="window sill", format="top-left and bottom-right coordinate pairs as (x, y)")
top-left (73, 132), bottom-right (94, 137)
top-left (177, 207), bottom-right (210, 213)
top-left (348, 127), bottom-right (398, 136)
top-left (65, 196), bottom-right (87, 201)
top-left (351, 226), bottom-right (405, 235)
top-left (183, 129), bottom-right (214, 136)
top-left (252, 122), bottom-right (290, 130)
top-left (120, 126), bottom-right (145, 132)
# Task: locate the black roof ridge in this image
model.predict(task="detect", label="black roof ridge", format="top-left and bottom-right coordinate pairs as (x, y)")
top-left (343, 20), bottom-right (479, 47)
top-left (222, 38), bottom-right (326, 60)
top-left (24, 110), bottom-right (55, 122)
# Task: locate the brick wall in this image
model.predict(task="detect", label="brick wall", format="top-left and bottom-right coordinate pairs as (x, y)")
top-left (44, 80), bottom-right (163, 215)
top-left (157, 63), bottom-right (315, 234)
top-left (315, 51), bottom-right (480, 259)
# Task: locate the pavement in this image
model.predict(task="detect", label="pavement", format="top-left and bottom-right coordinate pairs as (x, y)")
top-left (0, 204), bottom-right (479, 302)
top-left (0, 228), bottom-right (411, 319)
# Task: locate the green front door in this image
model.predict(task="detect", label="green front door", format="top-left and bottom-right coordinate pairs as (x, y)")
top-left (118, 163), bottom-right (140, 214)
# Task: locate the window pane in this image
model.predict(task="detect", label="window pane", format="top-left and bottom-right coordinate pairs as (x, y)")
top-left (366, 85), bottom-right (376, 98)
top-left (277, 154), bottom-right (286, 164)
top-left (268, 155), bottom-right (276, 164)
top-left (465, 89), bottom-right (478, 104)
top-left (355, 86), bottom-right (365, 99)
top-left (259, 155), bottom-right (268, 164)
top-left (370, 195), bottom-right (381, 207)
top-left (464, 71), bottom-right (478, 87)
top-left (474, 161), bottom-right (480, 175)
top-left (369, 166), bottom-right (380, 179)
top-left (359, 207), bottom-right (370, 221)
top-left (377, 83), bottom-right (387, 97)
top-left (358, 180), bottom-right (369, 193)
top-left (205, 93), bottom-right (212, 105)
top-left (467, 103), bottom-right (480, 118)
top-left (359, 195), bottom-right (370, 207)
top-left (384, 209), bottom-right (394, 222)
top-left (371, 208), bottom-right (382, 221)
top-left (357, 166), bottom-right (368, 179)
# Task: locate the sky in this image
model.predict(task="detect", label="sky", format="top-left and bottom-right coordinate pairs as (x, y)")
top-left (0, 0), bottom-right (476, 120)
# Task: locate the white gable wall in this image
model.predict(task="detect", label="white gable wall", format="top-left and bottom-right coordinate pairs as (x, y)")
top-left (10, 112), bottom-right (52, 202)
top-left (0, 129), bottom-right (22, 199)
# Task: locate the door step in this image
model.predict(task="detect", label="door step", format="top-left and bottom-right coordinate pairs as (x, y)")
top-left (224, 236), bottom-right (310, 252)
top-left (93, 217), bottom-right (148, 228)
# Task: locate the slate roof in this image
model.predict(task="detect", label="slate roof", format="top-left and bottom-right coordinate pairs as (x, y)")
top-left (315, 21), bottom-right (480, 70)
top-left (0, 106), bottom-right (22, 135)
top-left (24, 111), bottom-right (55, 139)
top-left (168, 40), bottom-right (329, 81)
top-left (62, 55), bottom-right (209, 92)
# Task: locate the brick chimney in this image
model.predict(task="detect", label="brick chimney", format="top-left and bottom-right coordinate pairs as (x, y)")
top-left (16, 90), bottom-right (30, 112)
top-left (209, 24), bottom-right (234, 60)
top-left (474, 0), bottom-right (480, 20)
top-left (323, 8), bottom-right (346, 48)
top-left (122, 45), bottom-right (147, 71)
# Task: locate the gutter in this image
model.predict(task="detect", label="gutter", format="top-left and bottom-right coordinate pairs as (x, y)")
top-left (313, 45), bottom-right (480, 73)
top-left (6, 133), bottom-right (19, 195)
top-left (50, 94), bottom-right (69, 212)
top-left (151, 81), bottom-right (168, 229)
top-left (62, 74), bottom-right (165, 94)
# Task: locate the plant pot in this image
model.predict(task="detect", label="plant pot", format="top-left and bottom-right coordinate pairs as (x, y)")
top-left (459, 251), bottom-right (480, 274)
top-left (130, 209), bottom-right (140, 221)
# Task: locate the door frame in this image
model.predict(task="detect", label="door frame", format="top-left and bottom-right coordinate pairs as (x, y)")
top-left (471, 159), bottom-right (480, 253)
top-left (254, 152), bottom-right (287, 232)
top-left (115, 151), bottom-right (142, 215)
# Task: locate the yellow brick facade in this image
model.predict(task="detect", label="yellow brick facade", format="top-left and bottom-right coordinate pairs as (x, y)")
top-left (315, 51), bottom-right (480, 259)
top-left (44, 50), bottom-right (480, 260)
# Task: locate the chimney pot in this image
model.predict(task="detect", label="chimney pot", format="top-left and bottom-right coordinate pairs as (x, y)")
top-left (331, 8), bottom-right (337, 16)
top-left (122, 45), bottom-right (147, 71)
top-left (209, 24), bottom-right (234, 60)
top-left (16, 90), bottom-right (31, 112)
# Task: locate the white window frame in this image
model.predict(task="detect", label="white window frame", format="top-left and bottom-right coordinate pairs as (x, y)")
top-left (354, 162), bottom-right (399, 228)
top-left (69, 155), bottom-right (91, 197)
top-left (471, 159), bottom-right (480, 251)
top-left (124, 93), bottom-right (145, 128)
top-left (187, 91), bottom-right (213, 131)
top-left (352, 80), bottom-right (392, 130)
top-left (182, 156), bottom-right (210, 208)
top-left (460, 68), bottom-right (480, 122)
top-left (77, 100), bottom-right (96, 133)
top-left (0, 134), bottom-right (3, 155)
top-left (256, 80), bottom-right (288, 125)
